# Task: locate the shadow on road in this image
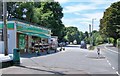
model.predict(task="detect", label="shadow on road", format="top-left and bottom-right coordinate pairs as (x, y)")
top-left (20, 51), bottom-right (60, 58)
top-left (17, 65), bottom-right (66, 75)
top-left (87, 56), bottom-right (106, 59)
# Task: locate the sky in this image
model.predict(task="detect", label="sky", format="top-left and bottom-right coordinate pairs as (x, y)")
top-left (54, 0), bottom-right (120, 32)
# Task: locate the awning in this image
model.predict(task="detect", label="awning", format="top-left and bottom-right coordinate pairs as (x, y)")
top-left (16, 22), bottom-right (51, 38)
top-left (19, 31), bottom-right (50, 38)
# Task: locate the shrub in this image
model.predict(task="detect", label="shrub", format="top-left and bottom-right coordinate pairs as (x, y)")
top-left (109, 37), bottom-right (114, 44)
top-left (117, 38), bottom-right (120, 48)
top-left (88, 46), bottom-right (95, 50)
top-left (95, 35), bottom-right (104, 46)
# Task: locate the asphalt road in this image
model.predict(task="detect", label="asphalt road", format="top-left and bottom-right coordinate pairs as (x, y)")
top-left (98, 44), bottom-right (119, 75)
top-left (2, 45), bottom-right (118, 75)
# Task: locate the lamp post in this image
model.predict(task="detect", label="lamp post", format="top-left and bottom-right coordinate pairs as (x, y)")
top-left (91, 18), bottom-right (96, 46)
top-left (3, 2), bottom-right (8, 56)
top-left (89, 24), bottom-right (92, 46)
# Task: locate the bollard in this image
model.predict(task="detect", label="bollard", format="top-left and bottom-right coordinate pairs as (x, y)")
top-left (13, 48), bottom-right (20, 65)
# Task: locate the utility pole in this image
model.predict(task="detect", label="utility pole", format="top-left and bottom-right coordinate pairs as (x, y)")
top-left (3, 2), bottom-right (8, 56)
top-left (91, 18), bottom-right (96, 46)
top-left (89, 24), bottom-right (92, 46)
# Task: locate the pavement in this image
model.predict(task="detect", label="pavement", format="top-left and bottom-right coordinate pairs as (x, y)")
top-left (1, 45), bottom-right (118, 75)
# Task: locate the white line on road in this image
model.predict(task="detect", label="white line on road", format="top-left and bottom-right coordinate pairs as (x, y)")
top-left (108, 62), bottom-right (111, 66)
top-left (104, 44), bottom-right (119, 54)
top-left (112, 67), bottom-right (115, 70)
top-left (116, 71), bottom-right (120, 76)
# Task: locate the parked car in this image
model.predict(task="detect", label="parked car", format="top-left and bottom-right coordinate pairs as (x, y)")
top-left (58, 42), bottom-right (66, 47)
top-left (80, 41), bottom-right (87, 49)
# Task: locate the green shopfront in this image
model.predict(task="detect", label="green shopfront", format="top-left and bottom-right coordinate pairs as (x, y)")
top-left (0, 21), bottom-right (51, 54)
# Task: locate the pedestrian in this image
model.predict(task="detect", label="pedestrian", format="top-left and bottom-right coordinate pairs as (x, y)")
top-left (97, 47), bottom-right (100, 58)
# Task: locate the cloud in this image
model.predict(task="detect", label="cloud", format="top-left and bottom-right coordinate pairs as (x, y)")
top-left (62, 0), bottom-right (120, 13)
top-left (83, 12), bottom-right (104, 20)
top-left (56, 0), bottom-right (119, 3)
top-left (54, 0), bottom-right (69, 3)
top-left (63, 4), bottom-right (97, 13)
top-left (61, 0), bottom-right (120, 32)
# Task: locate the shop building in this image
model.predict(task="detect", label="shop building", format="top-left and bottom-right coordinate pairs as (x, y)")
top-left (0, 20), bottom-right (51, 54)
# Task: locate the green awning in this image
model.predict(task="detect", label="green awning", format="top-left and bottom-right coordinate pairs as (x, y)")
top-left (21, 32), bottom-right (50, 38)
top-left (16, 22), bottom-right (51, 38)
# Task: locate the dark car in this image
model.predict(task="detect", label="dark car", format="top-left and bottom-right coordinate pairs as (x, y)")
top-left (80, 41), bottom-right (87, 49)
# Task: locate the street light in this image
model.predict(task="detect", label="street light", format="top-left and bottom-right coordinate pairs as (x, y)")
top-left (89, 24), bottom-right (92, 46)
top-left (91, 18), bottom-right (96, 46)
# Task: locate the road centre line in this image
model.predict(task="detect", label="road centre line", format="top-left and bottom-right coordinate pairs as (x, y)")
top-left (104, 45), bottom-right (119, 75)
top-left (107, 60), bottom-right (119, 75)
top-left (112, 67), bottom-right (115, 70)
top-left (106, 59), bottom-right (119, 76)
top-left (108, 62), bottom-right (111, 66)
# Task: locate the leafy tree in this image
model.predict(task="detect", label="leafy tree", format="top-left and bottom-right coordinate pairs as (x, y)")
top-left (83, 31), bottom-right (89, 44)
top-left (36, 2), bottom-right (64, 39)
top-left (95, 34), bottom-right (104, 45)
top-left (100, 1), bottom-right (120, 46)
top-left (84, 31), bottom-right (89, 38)
top-left (79, 31), bottom-right (84, 42)
top-left (7, 2), bottom-right (64, 40)
top-left (64, 26), bottom-right (80, 44)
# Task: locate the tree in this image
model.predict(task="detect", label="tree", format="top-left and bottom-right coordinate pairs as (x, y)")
top-left (79, 31), bottom-right (84, 42)
top-left (7, 2), bottom-right (64, 40)
top-left (100, 1), bottom-right (120, 46)
top-left (35, 2), bottom-right (64, 39)
top-left (64, 26), bottom-right (80, 44)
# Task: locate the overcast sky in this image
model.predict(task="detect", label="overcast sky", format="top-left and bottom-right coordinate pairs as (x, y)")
top-left (55, 0), bottom-right (119, 32)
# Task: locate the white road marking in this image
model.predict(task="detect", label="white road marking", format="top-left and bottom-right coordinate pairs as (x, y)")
top-left (103, 45), bottom-right (119, 75)
top-left (116, 71), bottom-right (120, 76)
top-left (104, 44), bottom-right (119, 54)
top-left (108, 62), bottom-right (111, 66)
top-left (112, 67), bottom-right (115, 70)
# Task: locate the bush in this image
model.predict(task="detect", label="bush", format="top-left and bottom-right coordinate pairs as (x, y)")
top-left (88, 46), bottom-right (95, 50)
top-left (95, 35), bottom-right (104, 46)
top-left (109, 37), bottom-right (114, 44)
top-left (117, 38), bottom-right (120, 48)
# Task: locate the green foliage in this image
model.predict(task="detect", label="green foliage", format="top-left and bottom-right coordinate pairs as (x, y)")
top-left (89, 31), bottom-right (105, 46)
top-left (63, 26), bottom-right (80, 44)
top-left (100, 1), bottom-right (120, 46)
top-left (88, 46), bottom-right (95, 50)
top-left (109, 37), bottom-right (114, 44)
top-left (7, 2), bottom-right (64, 40)
top-left (95, 35), bottom-right (104, 45)
top-left (117, 38), bottom-right (120, 48)
top-left (79, 31), bottom-right (84, 42)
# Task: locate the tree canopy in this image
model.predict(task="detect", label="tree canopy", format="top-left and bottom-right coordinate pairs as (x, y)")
top-left (7, 2), bottom-right (64, 39)
top-left (63, 26), bottom-right (81, 44)
top-left (100, 1), bottom-right (120, 46)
